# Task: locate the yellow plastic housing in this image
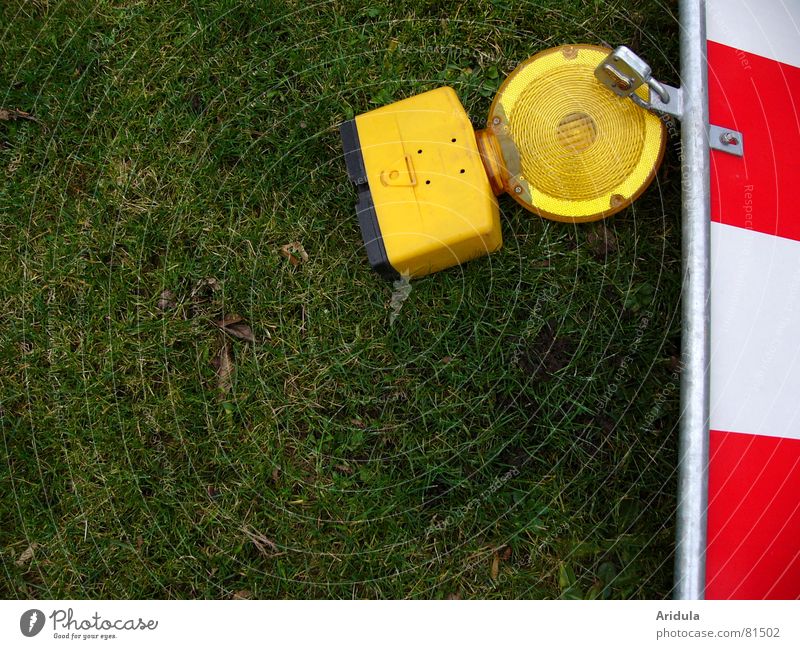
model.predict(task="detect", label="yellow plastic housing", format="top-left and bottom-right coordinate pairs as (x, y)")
top-left (354, 87), bottom-right (501, 278)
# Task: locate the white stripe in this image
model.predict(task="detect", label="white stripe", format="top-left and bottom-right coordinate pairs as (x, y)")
top-left (707, 0), bottom-right (800, 69)
top-left (710, 222), bottom-right (800, 440)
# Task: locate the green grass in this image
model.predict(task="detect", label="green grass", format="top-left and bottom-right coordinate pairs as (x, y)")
top-left (1, 0), bottom-right (683, 599)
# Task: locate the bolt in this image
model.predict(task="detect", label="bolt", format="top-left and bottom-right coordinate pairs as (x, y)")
top-left (492, 116), bottom-right (501, 126)
top-left (719, 131), bottom-right (740, 146)
top-left (513, 186), bottom-right (523, 194)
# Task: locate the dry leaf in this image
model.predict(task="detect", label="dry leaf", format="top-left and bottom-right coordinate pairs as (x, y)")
top-left (16, 543), bottom-right (39, 566)
top-left (213, 313), bottom-right (255, 343)
top-left (241, 526), bottom-right (278, 556)
top-left (0, 108), bottom-right (37, 122)
top-left (216, 313), bottom-right (244, 326)
top-left (191, 276), bottom-right (220, 300)
top-left (232, 589), bottom-right (252, 600)
top-left (211, 341), bottom-right (235, 396)
top-left (586, 223), bottom-right (618, 259)
top-left (446, 592), bottom-right (462, 600)
top-left (189, 93), bottom-right (204, 115)
top-left (500, 545), bottom-right (512, 561)
top-left (271, 467), bottom-right (280, 484)
top-left (334, 464), bottom-right (354, 475)
top-left (280, 241), bottom-right (309, 266)
top-left (157, 289), bottom-right (176, 310)
top-left (490, 552), bottom-right (500, 580)
top-left (190, 277), bottom-right (221, 317)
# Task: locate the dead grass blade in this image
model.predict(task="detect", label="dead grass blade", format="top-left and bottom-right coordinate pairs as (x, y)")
top-left (241, 526), bottom-right (279, 556)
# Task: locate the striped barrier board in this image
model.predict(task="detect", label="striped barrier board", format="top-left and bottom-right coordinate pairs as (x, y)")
top-left (705, 0), bottom-right (800, 599)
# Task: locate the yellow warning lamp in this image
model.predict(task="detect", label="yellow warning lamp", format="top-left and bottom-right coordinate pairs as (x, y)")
top-left (341, 44), bottom-right (666, 279)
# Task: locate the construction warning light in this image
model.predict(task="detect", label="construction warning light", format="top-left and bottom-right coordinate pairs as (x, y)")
top-left (341, 44), bottom-right (666, 279)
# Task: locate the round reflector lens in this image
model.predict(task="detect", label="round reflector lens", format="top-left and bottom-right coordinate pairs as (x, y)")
top-left (488, 44), bottom-right (666, 222)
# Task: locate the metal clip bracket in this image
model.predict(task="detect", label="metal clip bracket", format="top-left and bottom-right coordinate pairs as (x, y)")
top-left (595, 46), bottom-right (674, 112)
top-left (647, 83), bottom-right (683, 120)
top-left (709, 125), bottom-right (744, 157)
top-left (595, 46), bottom-right (744, 157)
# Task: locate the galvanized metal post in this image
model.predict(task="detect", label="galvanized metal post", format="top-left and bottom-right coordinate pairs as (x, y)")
top-left (674, 0), bottom-right (710, 600)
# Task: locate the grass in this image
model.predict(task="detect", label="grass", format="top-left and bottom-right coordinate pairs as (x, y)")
top-left (1, 0), bottom-right (683, 599)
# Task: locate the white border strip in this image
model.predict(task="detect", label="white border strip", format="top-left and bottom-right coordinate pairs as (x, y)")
top-left (1, 600), bottom-right (798, 647)
top-left (707, 0), bottom-right (800, 69)
top-left (710, 222), bottom-right (800, 440)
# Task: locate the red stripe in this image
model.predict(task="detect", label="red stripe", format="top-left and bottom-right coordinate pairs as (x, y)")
top-left (708, 40), bottom-right (800, 241)
top-left (706, 429), bottom-right (800, 599)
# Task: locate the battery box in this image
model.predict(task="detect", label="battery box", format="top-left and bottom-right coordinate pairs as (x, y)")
top-left (340, 87), bottom-right (502, 279)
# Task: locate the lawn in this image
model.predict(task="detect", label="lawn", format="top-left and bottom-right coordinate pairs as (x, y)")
top-left (1, 0), bottom-right (683, 599)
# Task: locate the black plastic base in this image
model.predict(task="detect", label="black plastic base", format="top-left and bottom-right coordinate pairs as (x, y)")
top-left (339, 119), bottom-right (399, 281)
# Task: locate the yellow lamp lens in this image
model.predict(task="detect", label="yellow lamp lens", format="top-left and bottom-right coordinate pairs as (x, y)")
top-left (488, 44), bottom-right (666, 222)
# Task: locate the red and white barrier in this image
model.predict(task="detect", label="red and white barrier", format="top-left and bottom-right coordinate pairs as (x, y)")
top-left (706, 0), bottom-right (800, 599)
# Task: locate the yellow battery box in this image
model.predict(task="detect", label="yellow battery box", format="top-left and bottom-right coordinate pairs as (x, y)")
top-left (340, 87), bottom-right (502, 279)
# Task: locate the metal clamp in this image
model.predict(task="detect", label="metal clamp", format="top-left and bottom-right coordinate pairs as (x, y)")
top-left (595, 46), bottom-right (682, 118)
top-left (595, 45), bottom-right (743, 156)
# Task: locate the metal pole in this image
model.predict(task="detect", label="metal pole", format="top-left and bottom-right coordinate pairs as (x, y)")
top-left (674, 0), bottom-right (710, 600)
